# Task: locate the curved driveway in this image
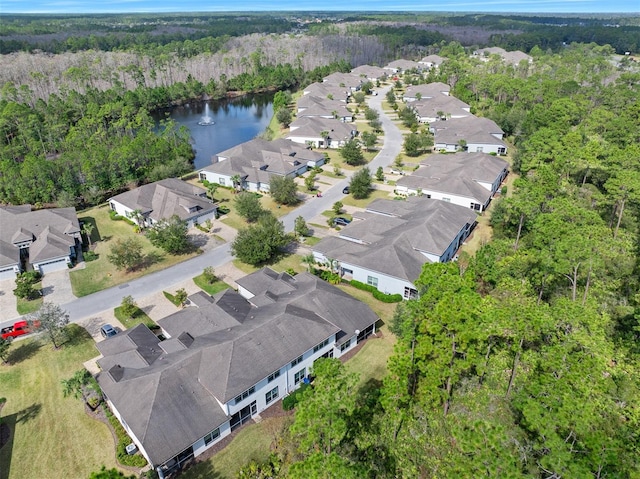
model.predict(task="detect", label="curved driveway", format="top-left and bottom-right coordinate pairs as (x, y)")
top-left (1, 85), bottom-right (403, 326)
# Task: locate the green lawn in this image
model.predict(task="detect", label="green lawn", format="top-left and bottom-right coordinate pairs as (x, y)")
top-left (0, 325), bottom-right (120, 479)
top-left (181, 417), bottom-right (286, 479)
top-left (232, 253), bottom-right (306, 276)
top-left (192, 274), bottom-right (231, 296)
top-left (16, 282), bottom-right (43, 315)
top-left (71, 205), bottom-right (201, 297)
top-left (342, 189), bottom-right (393, 208)
top-left (114, 305), bottom-right (156, 330)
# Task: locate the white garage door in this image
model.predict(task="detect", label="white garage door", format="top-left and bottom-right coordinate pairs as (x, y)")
top-left (0, 267), bottom-right (17, 280)
top-left (37, 258), bottom-right (69, 274)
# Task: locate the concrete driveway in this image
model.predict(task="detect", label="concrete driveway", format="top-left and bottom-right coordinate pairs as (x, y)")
top-left (0, 278), bottom-right (18, 322)
top-left (41, 269), bottom-right (77, 306)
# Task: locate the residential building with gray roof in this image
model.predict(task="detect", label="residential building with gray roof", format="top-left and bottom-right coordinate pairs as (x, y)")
top-left (0, 204), bottom-right (81, 278)
top-left (430, 116), bottom-right (507, 155)
top-left (108, 178), bottom-right (217, 229)
top-left (395, 152), bottom-right (508, 211)
top-left (96, 269), bottom-right (378, 475)
top-left (199, 138), bottom-right (325, 192)
top-left (312, 197), bottom-right (477, 299)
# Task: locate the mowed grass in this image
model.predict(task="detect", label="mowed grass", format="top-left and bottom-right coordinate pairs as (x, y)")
top-left (232, 253), bottom-right (306, 276)
top-left (341, 188), bottom-right (393, 208)
top-left (0, 325), bottom-right (119, 479)
top-left (71, 205), bottom-right (201, 297)
top-left (181, 417), bottom-right (285, 479)
top-left (16, 282), bottom-right (43, 315)
top-left (192, 274), bottom-right (231, 296)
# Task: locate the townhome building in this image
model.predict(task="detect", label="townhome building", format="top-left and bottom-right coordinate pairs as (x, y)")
top-left (430, 116), bottom-right (508, 155)
top-left (0, 205), bottom-right (82, 278)
top-left (108, 178), bottom-right (217, 229)
top-left (96, 268), bottom-right (378, 477)
top-left (287, 117), bottom-right (358, 149)
top-left (199, 138), bottom-right (325, 192)
top-left (312, 197), bottom-right (477, 299)
top-left (395, 152), bottom-right (509, 211)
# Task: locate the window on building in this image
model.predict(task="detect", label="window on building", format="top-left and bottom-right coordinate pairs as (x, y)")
top-left (219, 178), bottom-right (225, 186)
top-left (204, 428), bottom-right (220, 446)
top-left (313, 338), bottom-right (331, 353)
top-left (442, 197), bottom-right (451, 202)
top-left (234, 386), bottom-right (255, 405)
top-left (340, 339), bottom-right (352, 352)
top-left (199, 173), bottom-right (207, 181)
top-left (265, 386), bottom-right (279, 404)
top-left (476, 147), bottom-right (483, 152)
top-left (498, 147), bottom-right (506, 155)
top-left (294, 368), bottom-right (306, 385)
top-left (291, 355), bottom-right (303, 367)
top-left (367, 276), bottom-right (378, 288)
top-left (404, 287), bottom-right (418, 300)
top-left (268, 370), bottom-right (281, 382)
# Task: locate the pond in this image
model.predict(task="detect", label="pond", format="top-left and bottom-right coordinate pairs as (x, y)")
top-left (153, 93), bottom-right (274, 170)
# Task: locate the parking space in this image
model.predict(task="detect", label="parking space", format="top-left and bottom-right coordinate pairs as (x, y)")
top-left (76, 312), bottom-right (125, 343)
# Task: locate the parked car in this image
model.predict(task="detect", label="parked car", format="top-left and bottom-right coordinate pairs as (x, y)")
top-left (1, 320), bottom-right (37, 340)
top-left (342, 186), bottom-right (350, 194)
top-left (100, 323), bottom-right (118, 338)
top-left (333, 217), bottom-right (352, 227)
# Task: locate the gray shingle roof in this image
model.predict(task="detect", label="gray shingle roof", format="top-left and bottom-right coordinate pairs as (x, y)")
top-left (350, 65), bottom-right (388, 79)
top-left (206, 138), bottom-right (324, 185)
top-left (108, 178), bottom-right (216, 223)
top-left (411, 95), bottom-right (470, 119)
top-left (0, 205), bottom-right (80, 269)
top-left (431, 116), bottom-right (506, 147)
top-left (396, 152), bottom-right (508, 203)
top-left (97, 271), bottom-right (378, 466)
top-left (303, 82), bottom-right (351, 102)
top-left (288, 117), bottom-right (357, 142)
top-left (313, 197), bottom-right (477, 282)
top-left (404, 82), bottom-right (450, 99)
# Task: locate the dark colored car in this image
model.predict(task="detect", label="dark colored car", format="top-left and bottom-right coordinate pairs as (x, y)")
top-left (100, 323), bottom-right (118, 338)
top-left (333, 217), bottom-right (352, 227)
top-left (342, 186), bottom-right (350, 194)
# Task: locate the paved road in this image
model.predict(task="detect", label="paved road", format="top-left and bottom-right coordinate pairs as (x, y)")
top-left (1, 86), bottom-right (402, 327)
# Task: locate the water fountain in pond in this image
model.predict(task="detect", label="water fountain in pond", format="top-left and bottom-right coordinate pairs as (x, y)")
top-left (198, 103), bottom-right (215, 126)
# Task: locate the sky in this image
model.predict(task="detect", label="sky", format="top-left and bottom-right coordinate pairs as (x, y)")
top-left (1, 0), bottom-right (638, 15)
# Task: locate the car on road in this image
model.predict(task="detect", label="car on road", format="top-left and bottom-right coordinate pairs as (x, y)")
top-left (342, 186), bottom-right (350, 194)
top-left (333, 217), bottom-right (352, 227)
top-left (100, 323), bottom-right (118, 339)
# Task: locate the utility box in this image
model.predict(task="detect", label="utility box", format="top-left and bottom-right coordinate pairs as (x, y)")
top-left (126, 443), bottom-right (138, 455)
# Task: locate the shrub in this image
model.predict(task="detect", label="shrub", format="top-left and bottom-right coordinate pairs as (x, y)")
top-left (84, 251), bottom-right (98, 262)
top-left (350, 280), bottom-right (402, 302)
top-left (218, 205), bottom-right (230, 215)
top-left (282, 383), bottom-right (310, 411)
top-left (104, 405), bottom-right (148, 467)
top-left (285, 268), bottom-right (297, 276)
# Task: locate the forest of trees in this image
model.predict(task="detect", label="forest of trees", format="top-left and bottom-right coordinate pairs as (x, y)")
top-left (234, 42), bottom-right (640, 478)
top-left (0, 58), bottom-right (350, 206)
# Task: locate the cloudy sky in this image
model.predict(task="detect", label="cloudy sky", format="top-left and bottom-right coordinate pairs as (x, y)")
top-left (2, 0), bottom-right (638, 14)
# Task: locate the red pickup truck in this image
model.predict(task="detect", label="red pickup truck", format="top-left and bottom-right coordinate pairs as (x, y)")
top-left (1, 320), bottom-right (36, 340)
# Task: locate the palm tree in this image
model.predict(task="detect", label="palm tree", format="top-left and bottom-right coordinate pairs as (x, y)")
top-left (231, 175), bottom-right (242, 193)
top-left (320, 130), bottom-right (330, 148)
top-left (81, 222), bottom-right (94, 248)
top-left (207, 182), bottom-right (218, 201)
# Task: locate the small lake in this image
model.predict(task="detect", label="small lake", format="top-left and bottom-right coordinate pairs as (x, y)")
top-left (153, 93), bottom-right (274, 170)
